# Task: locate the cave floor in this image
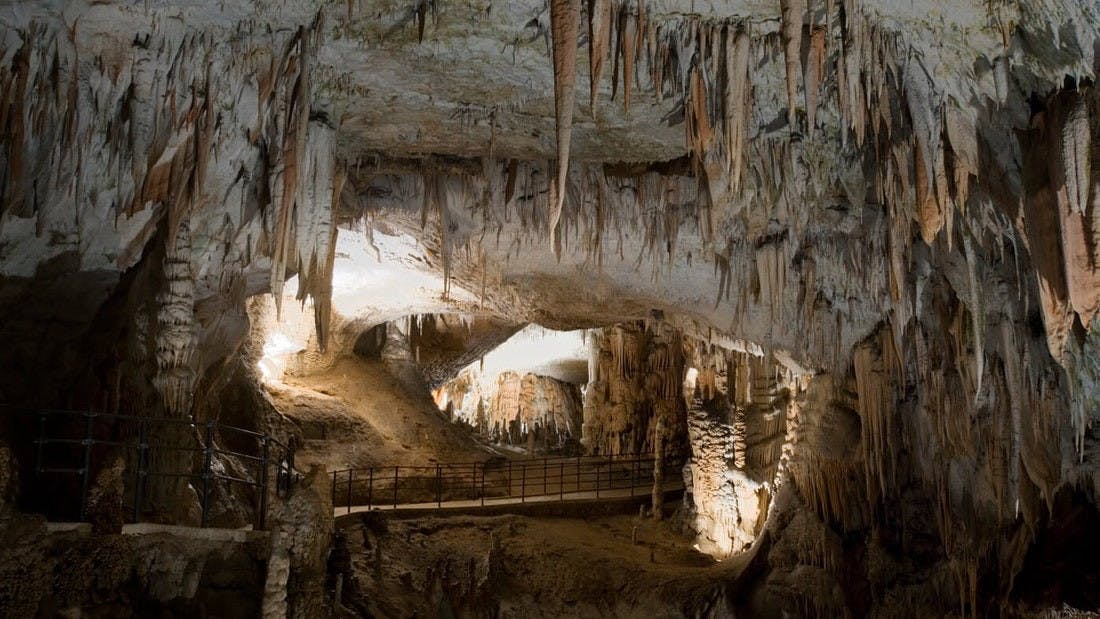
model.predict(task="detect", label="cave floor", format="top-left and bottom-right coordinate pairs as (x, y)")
top-left (266, 357), bottom-right (498, 471)
top-left (274, 357), bottom-right (751, 616)
top-left (338, 510), bottom-right (747, 618)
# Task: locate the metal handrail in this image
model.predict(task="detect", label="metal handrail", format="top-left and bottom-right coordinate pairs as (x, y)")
top-left (20, 408), bottom-right (298, 530)
top-left (330, 451), bottom-right (686, 513)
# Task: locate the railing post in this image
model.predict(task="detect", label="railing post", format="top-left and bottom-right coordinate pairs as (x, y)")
top-left (480, 463), bottom-right (485, 507)
top-left (596, 459), bottom-right (601, 499)
top-left (367, 468), bottom-right (373, 510)
top-left (608, 453), bottom-right (613, 490)
top-left (576, 452), bottom-right (585, 492)
top-left (331, 470), bottom-right (337, 511)
top-left (393, 466), bottom-right (399, 509)
top-left (201, 420), bottom-right (214, 528)
top-left (507, 461), bottom-right (512, 497)
top-left (133, 417), bottom-right (147, 523)
top-left (79, 411), bottom-right (95, 522)
top-left (559, 460), bottom-right (564, 501)
top-left (630, 457), bottom-right (635, 497)
top-left (347, 469), bottom-right (353, 515)
top-left (543, 458), bottom-right (548, 495)
top-left (471, 462), bottom-right (477, 501)
top-left (520, 463), bottom-right (526, 503)
top-left (259, 435), bottom-right (270, 530)
top-left (436, 463), bottom-right (442, 508)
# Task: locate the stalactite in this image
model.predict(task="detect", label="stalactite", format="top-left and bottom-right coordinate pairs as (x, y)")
top-left (685, 64), bottom-right (713, 166)
top-left (587, 0), bottom-right (612, 112)
top-left (993, 54), bottom-right (1010, 105)
top-left (840, 0), bottom-right (868, 146)
top-left (294, 125), bottom-right (340, 351)
top-left (549, 0), bottom-right (581, 245)
top-left (945, 105), bottom-right (978, 211)
top-left (1061, 94), bottom-right (1090, 215)
top-left (999, 320), bottom-right (1022, 516)
top-left (618, 8), bottom-right (639, 113)
top-left (804, 26), bottom-right (826, 138)
top-left (724, 27), bottom-right (751, 193)
top-left (269, 24), bottom-right (314, 316)
top-left (914, 137), bottom-right (942, 245)
top-left (780, 0), bottom-right (805, 133)
top-left (853, 328), bottom-right (897, 505)
top-left (963, 232), bottom-right (983, 401)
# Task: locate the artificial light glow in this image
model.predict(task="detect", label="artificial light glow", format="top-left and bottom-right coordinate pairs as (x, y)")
top-left (684, 367), bottom-right (699, 391)
top-left (468, 324), bottom-right (589, 391)
top-left (258, 330), bottom-right (306, 384)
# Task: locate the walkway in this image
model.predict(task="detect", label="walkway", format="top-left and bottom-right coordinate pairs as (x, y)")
top-left (331, 452), bottom-right (685, 517)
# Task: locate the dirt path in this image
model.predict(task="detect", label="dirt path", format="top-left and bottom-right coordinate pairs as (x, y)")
top-left (266, 356), bottom-right (498, 472)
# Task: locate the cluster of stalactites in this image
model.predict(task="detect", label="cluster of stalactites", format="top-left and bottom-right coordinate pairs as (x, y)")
top-left (486, 371), bottom-right (583, 446)
top-left (0, 12), bottom-right (345, 410)
top-left (545, 1), bottom-right (760, 244)
top-left (583, 320), bottom-right (687, 455)
top-left (588, 5), bottom-right (758, 194)
top-left (851, 326), bottom-right (900, 508)
top-left (379, 159), bottom-right (705, 301)
top-left (0, 21), bottom-right (225, 259)
top-left (266, 16), bottom-right (344, 353)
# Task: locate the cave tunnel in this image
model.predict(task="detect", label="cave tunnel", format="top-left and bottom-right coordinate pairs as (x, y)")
top-left (1, 0), bottom-right (1100, 617)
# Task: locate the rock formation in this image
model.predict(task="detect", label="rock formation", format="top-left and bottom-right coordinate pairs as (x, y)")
top-left (0, 0), bottom-right (1099, 615)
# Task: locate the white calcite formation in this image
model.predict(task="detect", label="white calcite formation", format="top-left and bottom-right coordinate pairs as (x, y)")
top-left (2, 0), bottom-right (1100, 615)
top-left (680, 334), bottom-right (811, 557)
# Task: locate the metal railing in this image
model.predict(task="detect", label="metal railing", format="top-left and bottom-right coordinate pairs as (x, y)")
top-left (331, 451), bottom-right (685, 513)
top-left (24, 408), bottom-right (297, 530)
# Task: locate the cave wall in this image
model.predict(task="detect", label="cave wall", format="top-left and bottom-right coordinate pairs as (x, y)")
top-left (0, 0), bottom-right (1098, 615)
top-left (0, 4), bottom-right (339, 408)
top-left (582, 321), bottom-right (688, 456)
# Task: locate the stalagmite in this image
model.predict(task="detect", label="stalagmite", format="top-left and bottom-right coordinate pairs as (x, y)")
top-left (549, 0), bottom-right (581, 245)
top-left (154, 220), bottom-right (197, 417)
top-left (652, 413), bottom-right (664, 520)
top-left (780, 0), bottom-right (805, 133)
